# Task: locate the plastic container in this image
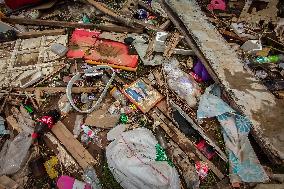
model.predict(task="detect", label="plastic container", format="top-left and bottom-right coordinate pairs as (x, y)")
top-left (57, 175), bottom-right (91, 189)
top-left (255, 54), bottom-right (284, 64)
top-left (163, 58), bottom-right (201, 107)
top-left (110, 87), bottom-right (127, 106)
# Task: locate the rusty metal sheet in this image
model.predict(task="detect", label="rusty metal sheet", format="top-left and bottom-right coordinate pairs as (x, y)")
top-left (163, 0), bottom-right (284, 163)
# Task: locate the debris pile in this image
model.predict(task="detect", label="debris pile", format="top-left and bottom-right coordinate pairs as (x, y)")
top-left (0, 0), bottom-right (283, 188)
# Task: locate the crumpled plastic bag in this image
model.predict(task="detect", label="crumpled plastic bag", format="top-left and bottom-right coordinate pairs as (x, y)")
top-left (106, 127), bottom-right (180, 189)
top-left (0, 132), bottom-right (32, 175)
top-left (164, 58), bottom-right (201, 107)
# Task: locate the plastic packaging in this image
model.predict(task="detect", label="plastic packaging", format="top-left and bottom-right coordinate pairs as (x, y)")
top-left (110, 87), bottom-right (127, 106)
top-left (81, 125), bottom-right (101, 145)
top-left (82, 167), bottom-right (102, 189)
top-left (106, 127), bottom-right (180, 189)
top-left (195, 161), bottom-right (209, 180)
top-left (255, 54), bottom-right (284, 63)
top-left (32, 110), bottom-right (60, 139)
top-left (136, 9), bottom-right (148, 19)
top-left (57, 175), bottom-right (91, 189)
top-left (163, 58), bottom-right (201, 107)
top-left (192, 60), bottom-right (212, 82)
top-left (58, 95), bottom-right (72, 114)
top-left (0, 132), bottom-right (32, 175)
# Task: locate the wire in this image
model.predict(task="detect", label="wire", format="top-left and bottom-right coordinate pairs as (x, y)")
top-left (66, 65), bottom-right (115, 113)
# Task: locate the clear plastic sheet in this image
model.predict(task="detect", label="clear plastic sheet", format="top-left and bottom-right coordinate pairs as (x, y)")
top-left (0, 132), bottom-right (32, 175)
top-left (163, 58), bottom-right (201, 107)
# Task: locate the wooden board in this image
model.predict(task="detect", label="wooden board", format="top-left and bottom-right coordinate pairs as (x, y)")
top-left (16, 87), bottom-right (98, 94)
top-left (51, 121), bottom-right (98, 169)
top-left (17, 29), bottom-right (65, 39)
top-left (0, 176), bottom-right (19, 189)
top-left (6, 115), bottom-right (22, 132)
top-left (2, 17), bottom-right (143, 33)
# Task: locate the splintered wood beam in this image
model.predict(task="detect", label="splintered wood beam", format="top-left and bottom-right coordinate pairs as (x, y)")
top-left (15, 87), bottom-right (98, 94)
top-left (87, 0), bottom-right (161, 31)
top-left (17, 29), bottom-right (66, 39)
top-left (149, 108), bottom-right (225, 180)
top-left (0, 176), bottom-right (20, 189)
top-left (6, 115), bottom-right (22, 132)
top-left (2, 17), bottom-right (143, 33)
top-left (51, 121), bottom-right (98, 169)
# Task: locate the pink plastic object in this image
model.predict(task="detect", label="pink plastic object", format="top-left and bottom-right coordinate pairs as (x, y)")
top-left (207, 0), bottom-right (226, 11)
top-left (57, 175), bottom-right (91, 189)
top-left (195, 161), bottom-right (209, 180)
top-left (67, 29), bottom-right (139, 69)
top-left (67, 29), bottom-right (101, 58)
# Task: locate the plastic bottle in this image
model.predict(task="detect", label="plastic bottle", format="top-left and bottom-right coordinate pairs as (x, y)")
top-left (255, 54), bottom-right (284, 63)
top-left (110, 87), bottom-right (127, 106)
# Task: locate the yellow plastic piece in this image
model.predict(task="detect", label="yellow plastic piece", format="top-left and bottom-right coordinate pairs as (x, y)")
top-left (44, 156), bottom-right (59, 179)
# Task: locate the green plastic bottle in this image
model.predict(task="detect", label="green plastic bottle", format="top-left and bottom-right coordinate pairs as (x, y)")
top-left (23, 104), bottom-right (34, 114)
top-left (255, 54), bottom-right (284, 64)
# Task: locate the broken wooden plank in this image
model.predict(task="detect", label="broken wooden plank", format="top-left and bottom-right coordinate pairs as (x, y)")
top-left (150, 108), bottom-right (225, 180)
top-left (43, 133), bottom-right (82, 174)
top-left (219, 29), bottom-right (247, 42)
top-left (51, 121), bottom-right (98, 169)
top-left (163, 32), bottom-right (181, 58)
top-left (15, 87), bottom-right (98, 94)
top-left (120, 0), bottom-right (138, 18)
top-left (160, 0), bottom-right (284, 164)
top-left (6, 115), bottom-right (22, 132)
top-left (159, 19), bottom-right (172, 31)
top-left (2, 17), bottom-right (143, 33)
top-left (0, 175), bottom-right (19, 189)
top-left (16, 29), bottom-right (66, 39)
top-left (87, 0), bottom-right (161, 31)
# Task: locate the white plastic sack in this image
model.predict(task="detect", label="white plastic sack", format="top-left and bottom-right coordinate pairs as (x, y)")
top-left (106, 127), bottom-right (180, 189)
top-left (163, 58), bottom-right (201, 107)
top-left (0, 132), bottom-right (32, 175)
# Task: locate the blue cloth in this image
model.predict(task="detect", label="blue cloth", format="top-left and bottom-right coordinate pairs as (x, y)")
top-left (197, 84), bottom-right (269, 183)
